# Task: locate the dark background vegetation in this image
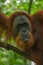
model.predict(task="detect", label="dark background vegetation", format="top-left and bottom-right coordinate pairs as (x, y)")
top-left (0, 0), bottom-right (43, 65)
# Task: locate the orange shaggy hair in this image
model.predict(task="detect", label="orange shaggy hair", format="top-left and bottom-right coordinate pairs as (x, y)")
top-left (8, 11), bottom-right (43, 65)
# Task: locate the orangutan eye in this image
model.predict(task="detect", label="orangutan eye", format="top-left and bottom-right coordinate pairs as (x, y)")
top-left (17, 23), bottom-right (29, 30)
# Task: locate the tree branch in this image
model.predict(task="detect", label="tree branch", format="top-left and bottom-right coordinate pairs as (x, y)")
top-left (28, 0), bottom-right (33, 14)
top-left (0, 41), bottom-right (31, 60)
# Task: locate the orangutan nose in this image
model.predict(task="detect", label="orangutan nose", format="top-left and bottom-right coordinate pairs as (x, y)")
top-left (20, 28), bottom-right (30, 42)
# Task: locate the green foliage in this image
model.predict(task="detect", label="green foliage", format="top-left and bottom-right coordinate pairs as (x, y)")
top-left (0, 0), bottom-right (43, 15)
top-left (0, 0), bottom-right (5, 3)
top-left (31, 0), bottom-right (43, 14)
top-left (0, 48), bottom-right (29, 65)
